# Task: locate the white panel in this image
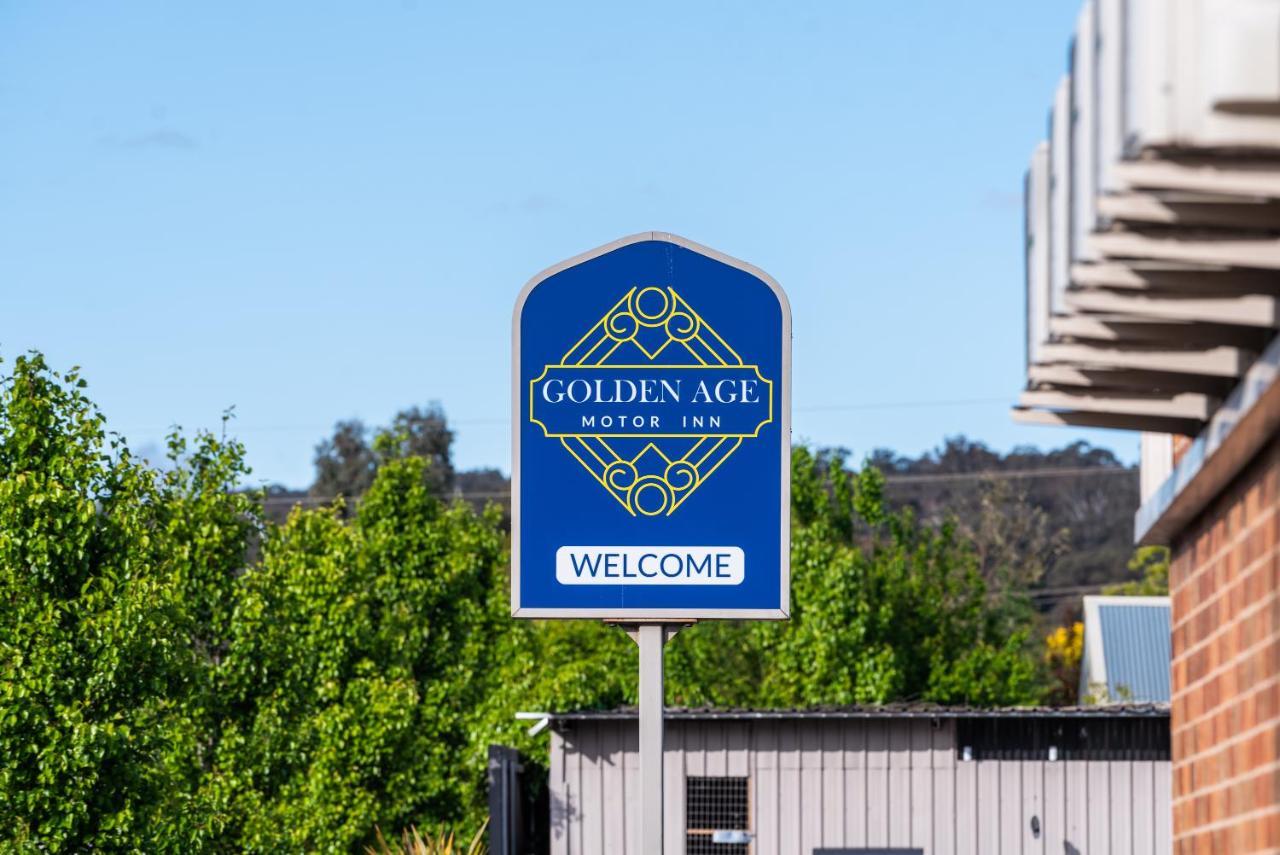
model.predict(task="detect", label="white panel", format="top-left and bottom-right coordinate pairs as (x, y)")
top-left (909, 765), bottom-right (932, 849)
top-left (753, 723), bottom-right (779, 855)
top-left (977, 761), bottom-right (1002, 854)
top-left (1071, 2), bottom-right (1099, 264)
top-left (603, 724), bottom-right (627, 855)
top-left (933, 751), bottom-right (956, 854)
top-left (844, 722), bottom-right (869, 847)
top-left (1154, 760), bottom-right (1172, 855)
top-left (956, 749), bottom-right (979, 855)
top-left (910, 724), bottom-right (933, 848)
top-left (910, 720), bottom-right (934, 769)
top-left (663, 722), bottom-right (683, 855)
top-left (778, 719), bottom-right (799, 768)
top-left (1207, 0), bottom-right (1280, 112)
top-left (800, 724), bottom-right (823, 855)
top-left (888, 722), bottom-right (913, 848)
top-left (684, 718), bottom-right (705, 777)
top-left (1050, 77), bottom-right (1073, 317)
top-left (866, 721), bottom-right (890, 847)
top-left (1066, 761), bottom-right (1090, 853)
top-left (1131, 760), bottom-right (1156, 854)
top-left (1140, 432), bottom-right (1174, 504)
top-left (1095, 0), bottom-right (1126, 193)
top-left (1044, 758), bottom-right (1067, 854)
top-left (582, 724), bottom-right (604, 855)
top-left (1125, 0), bottom-right (1173, 150)
top-left (1022, 761), bottom-right (1045, 855)
top-left (1027, 143), bottom-right (1052, 368)
top-left (1174, 0), bottom-right (1205, 147)
top-left (934, 721), bottom-right (956, 770)
top-left (1109, 757), bottom-right (1132, 853)
top-left (1088, 761), bottom-right (1112, 854)
top-left (821, 722), bottom-right (845, 847)
top-left (932, 722), bottom-right (957, 853)
top-left (551, 731), bottom-right (569, 855)
top-left (623, 720), bottom-right (639, 849)
top-left (1189, 0), bottom-right (1280, 147)
top-left (726, 723), bottom-right (750, 777)
top-left (999, 760), bottom-right (1022, 854)
top-left (570, 734), bottom-right (584, 855)
top-left (705, 721), bottom-right (727, 777)
top-left (622, 772), bottom-right (638, 855)
top-left (1124, 0), bottom-right (1280, 151)
top-left (778, 722), bottom-right (802, 853)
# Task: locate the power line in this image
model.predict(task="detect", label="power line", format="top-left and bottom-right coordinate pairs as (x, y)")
top-left (875, 465), bottom-right (1133, 485)
top-left (1026, 584), bottom-right (1115, 599)
top-left (260, 465), bottom-right (1133, 505)
top-left (112, 394), bottom-right (1023, 435)
top-left (796, 397), bottom-right (1012, 413)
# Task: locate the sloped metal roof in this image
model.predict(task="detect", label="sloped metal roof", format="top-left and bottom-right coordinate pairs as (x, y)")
top-left (1098, 602), bottom-right (1172, 702)
top-left (546, 703), bottom-right (1169, 722)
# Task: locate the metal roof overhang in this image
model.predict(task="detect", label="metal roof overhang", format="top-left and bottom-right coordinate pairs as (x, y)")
top-left (1017, 0), bottom-right (1280, 545)
top-left (546, 704), bottom-right (1171, 724)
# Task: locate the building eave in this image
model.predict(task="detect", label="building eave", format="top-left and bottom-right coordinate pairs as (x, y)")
top-left (1136, 334), bottom-right (1280, 544)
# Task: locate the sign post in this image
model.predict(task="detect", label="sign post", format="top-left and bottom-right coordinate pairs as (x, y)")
top-left (512, 232), bottom-right (791, 853)
top-left (635, 623), bottom-right (667, 855)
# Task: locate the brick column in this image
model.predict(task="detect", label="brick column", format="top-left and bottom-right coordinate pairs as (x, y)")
top-left (1170, 436), bottom-right (1280, 853)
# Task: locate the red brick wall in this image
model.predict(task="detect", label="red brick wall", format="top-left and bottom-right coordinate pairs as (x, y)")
top-left (1170, 435), bottom-right (1280, 854)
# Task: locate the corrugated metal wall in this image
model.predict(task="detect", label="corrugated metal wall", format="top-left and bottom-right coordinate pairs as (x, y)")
top-left (549, 718), bottom-right (1171, 855)
top-left (1098, 604), bottom-right (1172, 702)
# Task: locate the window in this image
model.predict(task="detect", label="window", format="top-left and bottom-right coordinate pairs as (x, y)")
top-left (685, 776), bottom-right (749, 855)
top-left (954, 716), bottom-right (1170, 761)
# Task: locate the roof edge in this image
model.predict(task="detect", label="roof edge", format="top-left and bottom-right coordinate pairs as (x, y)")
top-left (1136, 333), bottom-right (1280, 545)
top-left (546, 704), bottom-right (1170, 722)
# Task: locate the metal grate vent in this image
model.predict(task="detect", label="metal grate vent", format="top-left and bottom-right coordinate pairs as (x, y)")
top-left (955, 715), bottom-right (1170, 761)
top-left (685, 776), bottom-right (749, 854)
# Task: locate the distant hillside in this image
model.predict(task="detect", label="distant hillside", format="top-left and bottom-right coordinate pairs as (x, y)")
top-left (869, 436), bottom-right (1139, 620)
top-left (260, 416), bottom-right (1140, 619)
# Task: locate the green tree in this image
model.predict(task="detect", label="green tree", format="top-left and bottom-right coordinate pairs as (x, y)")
top-left (311, 419), bottom-right (378, 500)
top-left (670, 449), bottom-right (1045, 709)
top-left (0, 354), bottom-right (256, 852)
top-left (0, 354), bottom-right (1053, 852)
top-left (870, 436), bottom-right (1140, 597)
top-left (747, 448), bottom-right (1041, 706)
top-left (1104, 545), bottom-right (1170, 596)
top-left (204, 454), bottom-right (506, 852)
top-left (1042, 621), bottom-right (1084, 705)
top-left (311, 405), bottom-right (455, 504)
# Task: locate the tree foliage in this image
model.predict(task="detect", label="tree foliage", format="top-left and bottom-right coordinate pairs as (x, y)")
top-left (1043, 621), bottom-right (1084, 705)
top-left (1, 354), bottom-right (1054, 852)
top-left (0, 354), bottom-right (257, 851)
top-left (1103, 545), bottom-right (1170, 596)
top-left (311, 406), bottom-right (454, 503)
top-left (744, 448), bottom-right (1040, 707)
top-left (870, 436), bottom-right (1139, 603)
top-left (204, 457), bottom-right (506, 851)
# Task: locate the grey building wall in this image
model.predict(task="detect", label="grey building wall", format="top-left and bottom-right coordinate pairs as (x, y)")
top-left (549, 716), bottom-right (1171, 855)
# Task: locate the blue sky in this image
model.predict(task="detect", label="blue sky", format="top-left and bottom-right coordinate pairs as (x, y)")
top-left (0, 1), bottom-right (1134, 488)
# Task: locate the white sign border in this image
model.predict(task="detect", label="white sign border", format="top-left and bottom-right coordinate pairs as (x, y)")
top-left (511, 232), bottom-right (792, 620)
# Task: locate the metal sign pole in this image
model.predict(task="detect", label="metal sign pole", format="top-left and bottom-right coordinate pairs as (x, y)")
top-left (637, 624), bottom-right (665, 855)
top-left (623, 623), bottom-right (686, 855)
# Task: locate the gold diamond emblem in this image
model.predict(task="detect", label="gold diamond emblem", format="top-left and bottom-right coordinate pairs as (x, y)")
top-left (529, 286), bottom-right (773, 516)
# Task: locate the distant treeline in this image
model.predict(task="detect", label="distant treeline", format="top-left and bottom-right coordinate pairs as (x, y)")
top-left (263, 410), bottom-right (1139, 623)
top-left (871, 437), bottom-right (1139, 622)
top-left (4, 354), bottom-right (1071, 852)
